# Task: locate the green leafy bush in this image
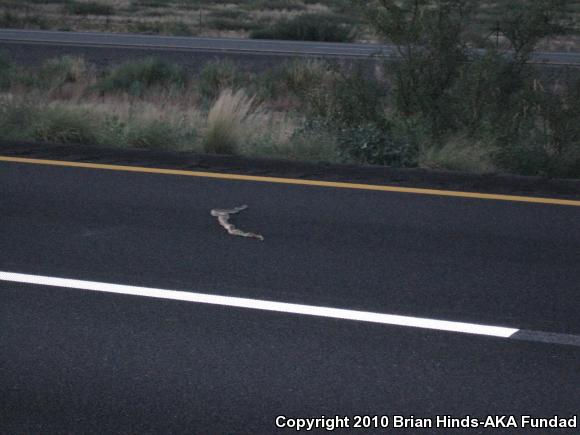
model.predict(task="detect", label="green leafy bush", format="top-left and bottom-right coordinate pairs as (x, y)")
top-left (0, 102), bottom-right (37, 140)
top-left (64, 1), bottom-right (113, 16)
top-left (97, 58), bottom-right (186, 95)
top-left (364, 0), bottom-right (580, 176)
top-left (0, 52), bottom-right (13, 91)
top-left (38, 56), bottom-right (88, 88)
top-left (32, 105), bottom-right (100, 144)
top-left (337, 123), bottom-right (416, 167)
top-left (319, 70), bottom-right (386, 128)
top-left (127, 20), bottom-right (196, 36)
top-left (126, 119), bottom-right (191, 150)
top-left (251, 13), bottom-right (356, 42)
top-left (282, 59), bottom-right (330, 95)
top-left (246, 0), bottom-right (306, 12)
top-left (419, 137), bottom-right (496, 173)
top-left (199, 60), bottom-right (242, 101)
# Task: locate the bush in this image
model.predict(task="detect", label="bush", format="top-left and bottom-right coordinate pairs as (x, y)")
top-left (364, 0), bottom-right (579, 177)
top-left (163, 21), bottom-right (196, 36)
top-left (248, 123), bottom-right (340, 162)
top-left (204, 89), bottom-right (259, 154)
top-left (0, 102), bottom-right (37, 140)
top-left (209, 9), bottom-right (256, 32)
top-left (282, 59), bottom-right (330, 95)
top-left (97, 58), bottom-right (186, 95)
top-left (127, 20), bottom-right (196, 36)
top-left (306, 68), bottom-right (386, 128)
top-left (125, 119), bottom-right (190, 150)
top-left (35, 56), bottom-right (88, 89)
top-left (336, 123), bottom-right (416, 167)
top-left (0, 52), bottom-right (13, 90)
top-left (199, 60), bottom-right (241, 101)
top-left (246, 0), bottom-right (306, 12)
top-left (419, 137), bottom-right (496, 173)
top-left (0, 10), bottom-right (49, 30)
top-left (64, 1), bottom-right (114, 16)
top-left (32, 105), bottom-right (100, 144)
top-left (251, 13), bottom-right (356, 42)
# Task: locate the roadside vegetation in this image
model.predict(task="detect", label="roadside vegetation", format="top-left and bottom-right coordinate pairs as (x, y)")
top-left (1, 0), bottom-right (579, 50)
top-left (0, 0), bottom-right (579, 178)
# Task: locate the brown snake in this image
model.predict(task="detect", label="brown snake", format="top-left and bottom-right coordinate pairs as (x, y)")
top-left (210, 205), bottom-right (264, 241)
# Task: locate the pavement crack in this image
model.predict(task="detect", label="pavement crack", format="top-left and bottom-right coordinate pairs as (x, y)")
top-left (210, 205), bottom-right (264, 241)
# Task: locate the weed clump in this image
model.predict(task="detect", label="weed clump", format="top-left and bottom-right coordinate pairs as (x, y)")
top-left (0, 52), bottom-right (13, 91)
top-left (204, 89), bottom-right (259, 154)
top-left (0, 101), bottom-right (37, 140)
top-left (251, 13), bottom-right (357, 42)
top-left (363, 0), bottom-right (580, 177)
top-left (32, 105), bottom-right (100, 145)
top-left (64, 1), bottom-right (114, 16)
top-left (39, 56), bottom-right (89, 88)
top-left (97, 58), bottom-right (186, 95)
top-left (125, 119), bottom-right (193, 150)
top-left (199, 60), bottom-right (241, 102)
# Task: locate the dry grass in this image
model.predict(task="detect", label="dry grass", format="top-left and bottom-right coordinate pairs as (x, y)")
top-left (204, 88), bottom-right (264, 154)
top-left (0, 55), bottom-right (335, 158)
top-left (0, 0), bottom-right (360, 40)
top-left (1, 0), bottom-right (578, 50)
top-left (1, 54), bottom-right (578, 177)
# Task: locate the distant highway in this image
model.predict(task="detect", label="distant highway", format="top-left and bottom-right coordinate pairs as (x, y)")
top-left (1, 28), bottom-right (579, 66)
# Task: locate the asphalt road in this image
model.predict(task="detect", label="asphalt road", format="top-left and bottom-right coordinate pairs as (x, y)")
top-left (1, 156), bottom-right (579, 434)
top-left (1, 29), bottom-right (579, 66)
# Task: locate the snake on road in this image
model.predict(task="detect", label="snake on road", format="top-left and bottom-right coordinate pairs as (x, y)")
top-left (210, 205), bottom-right (264, 241)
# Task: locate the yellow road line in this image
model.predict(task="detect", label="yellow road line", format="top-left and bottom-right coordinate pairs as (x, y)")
top-left (1, 155), bottom-right (579, 207)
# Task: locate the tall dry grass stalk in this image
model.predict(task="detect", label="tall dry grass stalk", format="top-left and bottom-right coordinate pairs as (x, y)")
top-left (204, 88), bottom-right (264, 154)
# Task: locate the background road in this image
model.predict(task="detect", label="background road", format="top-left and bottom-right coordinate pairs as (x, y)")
top-left (1, 157), bottom-right (579, 433)
top-left (1, 29), bottom-right (579, 67)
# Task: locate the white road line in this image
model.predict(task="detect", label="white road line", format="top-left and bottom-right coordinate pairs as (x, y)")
top-left (0, 271), bottom-right (519, 338)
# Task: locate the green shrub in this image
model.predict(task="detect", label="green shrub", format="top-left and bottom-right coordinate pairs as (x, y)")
top-left (128, 20), bottom-right (196, 36)
top-left (125, 119), bottom-right (189, 150)
top-left (64, 1), bottom-right (114, 16)
top-left (364, 0), bottom-right (579, 177)
top-left (306, 68), bottom-right (386, 128)
top-left (130, 0), bottom-right (168, 7)
top-left (26, 0), bottom-right (68, 3)
top-left (210, 17), bottom-right (258, 32)
top-left (210, 9), bottom-right (247, 20)
top-left (163, 21), bottom-right (196, 36)
top-left (127, 21), bottom-right (164, 34)
top-left (245, 124), bottom-right (340, 162)
top-left (209, 7), bottom-right (252, 31)
top-left (284, 127), bottom-right (340, 162)
top-left (32, 105), bottom-right (100, 144)
top-left (419, 137), bottom-right (496, 173)
top-left (336, 123), bottom-right (416, 167)
top-left (0, 10), bottom-right (49, 29)
top-left (251, 13), bottom-right (356, 42)
top-left (0, 52), bottom-right (13, 91)
top-left (0, 102), bottom-right (38, 140)
top-left (36, 56), bottom-right (88, 89)
top-left (199, 60), bottom-right (241, 101)
top-left (97, 58), bottom-right (186, 95)
top-left (245, 0), bottom-right (306, 11)
top-left (282, 59), bottom-right (330, 95)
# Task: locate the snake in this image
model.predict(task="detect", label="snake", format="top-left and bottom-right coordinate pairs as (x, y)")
top-left (210, 205), bottom-right (264, 241)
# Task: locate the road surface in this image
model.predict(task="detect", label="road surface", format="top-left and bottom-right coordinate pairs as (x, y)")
top-left (1, 29), bottom-right (579, 66)
top-left (1, 153), bottom-right (579, 433)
